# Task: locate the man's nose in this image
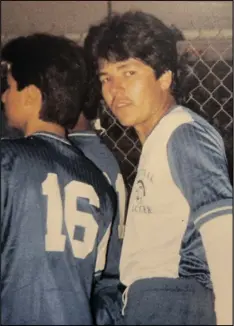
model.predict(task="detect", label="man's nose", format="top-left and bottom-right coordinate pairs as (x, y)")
top-left (109, 77), bottom-right (125, 96)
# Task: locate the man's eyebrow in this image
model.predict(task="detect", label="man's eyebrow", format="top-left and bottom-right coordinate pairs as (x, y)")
top-left (98, 71), bottom-right (108, 77)
top-left (116, 63), bottom-right (135, 70)
top-left (99, 63), bottom-right (137, 77)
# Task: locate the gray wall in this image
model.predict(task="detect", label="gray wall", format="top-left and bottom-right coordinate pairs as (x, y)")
top-left (2, 1), bottom-right (232, 41)
top-left (111, 1), bottom-right (232, 30)
top-left (2, 1), bottom-right (108, 39)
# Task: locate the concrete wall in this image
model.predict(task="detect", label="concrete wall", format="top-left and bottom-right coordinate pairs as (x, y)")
top-left (111, 1), bottom-right (232, 30)
top-left (2, 1), bottom-right (108, 38)
top-left (2, 1), bottom-right (232, 40)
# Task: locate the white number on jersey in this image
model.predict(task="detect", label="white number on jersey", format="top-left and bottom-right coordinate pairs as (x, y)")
top-left (42, 173), bottom-right (99, 259)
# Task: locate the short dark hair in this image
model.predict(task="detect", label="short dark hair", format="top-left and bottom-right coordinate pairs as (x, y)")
top-left (81, 100), bottom-right (100, 121)
top-left (81, 69), bottom-right (100, 121)
top-left (2, 33), bottom-right (88, 129)
top-left (81, 56), bottom-right (102, 121)
top-left (84, 10), bottom-right (180, 100)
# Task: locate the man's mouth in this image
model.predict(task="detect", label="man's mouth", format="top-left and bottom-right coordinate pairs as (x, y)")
top-left (114, 100), bottom-right (132, 109)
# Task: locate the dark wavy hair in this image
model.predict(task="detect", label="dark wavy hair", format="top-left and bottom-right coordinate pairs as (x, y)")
top-left (84, 10), bottom-right (181, 101)
top-left (2, 33), bottom-right (88, 129)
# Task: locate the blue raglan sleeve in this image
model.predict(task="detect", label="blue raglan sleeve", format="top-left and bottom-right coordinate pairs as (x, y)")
top-left (167, 122), bottom-right (232, 225)
top-left (167, 122), bottom-right (232, 324)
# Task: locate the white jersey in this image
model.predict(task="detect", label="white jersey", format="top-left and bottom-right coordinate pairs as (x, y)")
top-left (120, 105), bottom-right (232, 288)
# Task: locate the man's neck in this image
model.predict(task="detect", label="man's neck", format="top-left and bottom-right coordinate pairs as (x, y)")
top-left (135, 96), bottom-right (176, 145)
top-left (24, 120), bottom-right (66, 137)
top-left (70, 113), bottom-right (93, 132)
top-left (72, 121), bottom-right (93, 132)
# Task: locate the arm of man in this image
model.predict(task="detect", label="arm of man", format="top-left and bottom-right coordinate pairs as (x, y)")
top-left (92, 175), bottom-right (126, 325)
top-left (92, 231), bottom-right (123, 326)
top-left (167, 122), bottom-right (232, 325)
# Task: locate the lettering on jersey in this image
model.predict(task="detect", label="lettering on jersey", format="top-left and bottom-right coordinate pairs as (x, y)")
top-left (137, 169), bottom-right (154, 184)
top-left (131, 179), bottom-right (153, 214)
top-left (42, 173), bottom-right (99, 259)
top-left (135, 180), bottom-right (145, 205)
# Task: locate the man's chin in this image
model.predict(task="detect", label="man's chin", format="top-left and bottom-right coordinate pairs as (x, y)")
top-left (117, 116), bottom-right (136, 128)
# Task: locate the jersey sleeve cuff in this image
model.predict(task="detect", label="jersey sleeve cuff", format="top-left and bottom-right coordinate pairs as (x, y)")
top-left (193, 198), bottom-right (232, 229)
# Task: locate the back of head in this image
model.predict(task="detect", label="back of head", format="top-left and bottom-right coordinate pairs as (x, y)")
top-left (81, 89), bottom-right (100, 121)
top-left (84, 10), bottom-right (179, 99)
top-left (2, 33), bottom-right (88, 129)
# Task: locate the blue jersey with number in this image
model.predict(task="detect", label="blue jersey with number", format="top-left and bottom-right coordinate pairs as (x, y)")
top-left (1, 132), bottom-right (117, 325)
top-left (68, 131), bottom-right (127, 325)
top-left (69, 131), bottom-right (126, 272)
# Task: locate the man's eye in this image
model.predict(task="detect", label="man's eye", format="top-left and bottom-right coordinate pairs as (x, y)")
top-left (100, 76), bottom-right (110, 84)
top-left (124, 71), bottom-right (136, 77)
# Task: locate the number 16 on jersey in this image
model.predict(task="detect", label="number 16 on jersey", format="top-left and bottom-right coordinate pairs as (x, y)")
top-left (42, 173), bottom-right (99, 259)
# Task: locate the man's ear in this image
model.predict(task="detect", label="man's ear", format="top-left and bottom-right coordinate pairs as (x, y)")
top-left (159, 70), bottom-right (173, 91)
top-left (24, 84), bottom-right (42, 107)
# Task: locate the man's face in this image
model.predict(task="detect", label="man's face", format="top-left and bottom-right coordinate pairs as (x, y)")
top-left (1, 73), bottom-right (28, 129)
top-left (99, 58), bottom-right (171, 128)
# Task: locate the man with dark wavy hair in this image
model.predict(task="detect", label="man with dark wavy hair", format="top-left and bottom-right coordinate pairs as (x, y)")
top-left (1, 33), bottom-right (118, 325)
top-left (84, 10), bottom-right (232, 325)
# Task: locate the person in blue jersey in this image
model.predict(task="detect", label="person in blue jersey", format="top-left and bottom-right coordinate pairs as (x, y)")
top-left (83, 11), bottom-right (233, 325)
top-left (1, 33), bottom-right (118, 325)
top-left (68, 102), bottom-right (127, 325)
top-left (68, 103), bottom-right (126, 243)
